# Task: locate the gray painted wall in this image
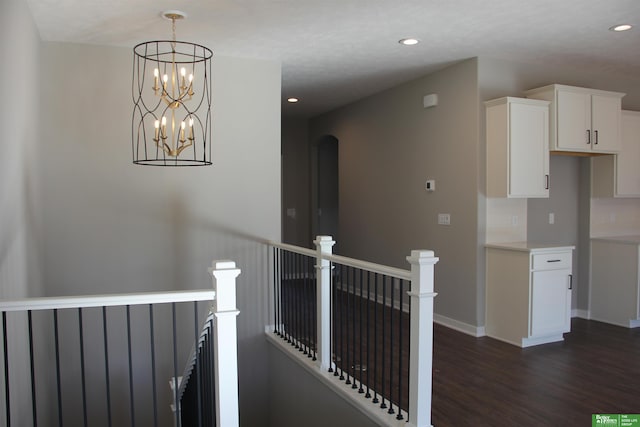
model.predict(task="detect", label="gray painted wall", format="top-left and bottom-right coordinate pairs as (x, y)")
top-left (268, 346), bottom-right (378, 427)
top-left (282, 118), bottom-right (312, 247)
top-left (309, 59), bottom-right (481, 326)
top-left (0, 38), bottom-right (282, 426)
top-left (0, 0), bottom-right (45, 423)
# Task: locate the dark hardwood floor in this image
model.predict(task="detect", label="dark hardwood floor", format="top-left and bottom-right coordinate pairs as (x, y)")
top-left (278, 276), bottom-right (640, 425)
top-left (432, 318), bottom-right (640, 426)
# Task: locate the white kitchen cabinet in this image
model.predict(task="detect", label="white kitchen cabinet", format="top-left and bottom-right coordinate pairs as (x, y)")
top-left (590, 237), bottom-right (640, 328)
top-left (486, 243), bottom-right (574, 347)
top-left (485, 97), bottom-right (550, 198)
top-left (525, 84), bottom-right (624, 154)
top-left (591, 110), bottom-right (640, 197)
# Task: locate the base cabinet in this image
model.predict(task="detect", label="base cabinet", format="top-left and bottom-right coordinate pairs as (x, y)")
top-left (590, 237), bottom-right (640, 328)
top-left (486, 244), bottom-right (574, 347)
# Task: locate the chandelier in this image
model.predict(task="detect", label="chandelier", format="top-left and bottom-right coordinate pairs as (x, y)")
top-left (132, 11), bottom-right (213, 166)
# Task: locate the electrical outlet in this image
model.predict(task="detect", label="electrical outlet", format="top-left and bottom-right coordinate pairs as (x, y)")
top-left (438, 213), bottom-right (451, 225)
top-left (511, 215), bottom-right (519, 226)
top-left (549, 213), bottom-right (555, 225)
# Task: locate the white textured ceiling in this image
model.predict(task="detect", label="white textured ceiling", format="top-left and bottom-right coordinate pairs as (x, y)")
top-left (26, 0), bottom-right (640, 117)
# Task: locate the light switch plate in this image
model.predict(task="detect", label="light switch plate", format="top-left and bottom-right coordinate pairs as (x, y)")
top-left (438, 213), bottom-right (450, 225)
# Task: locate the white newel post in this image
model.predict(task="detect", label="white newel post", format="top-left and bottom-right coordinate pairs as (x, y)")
top-left (209, 260), bottom-right (241, 427)
top-left (314, 235), bottom-right (335, 371)
top-left (407, 250), bottom-right (439, 427)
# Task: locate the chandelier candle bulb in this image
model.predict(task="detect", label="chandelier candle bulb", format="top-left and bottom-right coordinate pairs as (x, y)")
top-left (154, 120), bottom-right (160, 140)
top-left (161, 116), bottom-right (167, 138)
top-left (153, 68), bottom-right (160, 92)
top-left (180, 121), bottom-right (186, 142)
top-left (188, 118), bottom-right (194, 140)
top-left (180, 67), bottom-right (187, 89)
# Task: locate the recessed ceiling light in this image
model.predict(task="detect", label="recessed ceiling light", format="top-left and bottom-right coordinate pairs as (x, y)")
top-left (287, 97), bottom-right (299, 103)
top-left (609, 24), bottom-right (633, 32)
top-left (399, 38), bottom-right (420, 46)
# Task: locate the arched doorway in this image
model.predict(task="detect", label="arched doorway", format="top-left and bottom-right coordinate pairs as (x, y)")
top-left (312, 135), bottom-right (339, 248)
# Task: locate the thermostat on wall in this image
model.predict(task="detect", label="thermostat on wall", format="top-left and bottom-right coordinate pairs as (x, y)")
top-left (423, 94), bottom-right (438, 109)
top-left (425, 179), bottom-right (435, 192)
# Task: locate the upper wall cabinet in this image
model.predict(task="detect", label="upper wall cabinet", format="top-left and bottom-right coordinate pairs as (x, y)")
top-left (592, 110), bottom-right (640, 198)
top-left (486, 97), bottom-right (550, 198)
top-left (525, 84), bottom-right (625, 154)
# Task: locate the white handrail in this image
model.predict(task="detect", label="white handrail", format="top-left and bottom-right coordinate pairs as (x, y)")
top-left (325, 253), bottom-right (411, 280)
top-left (0, 289), bottom-right (216, 312)
top-left (265, 239), bottom-right (411, 280)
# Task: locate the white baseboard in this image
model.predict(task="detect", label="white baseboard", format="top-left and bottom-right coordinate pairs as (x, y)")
top-left (572, 309), bottom-right (590, 319)
top-left (434, 314), bottom-right (486, 337)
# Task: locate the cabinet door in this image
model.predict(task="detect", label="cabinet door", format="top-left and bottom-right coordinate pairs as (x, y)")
top-left (556, 90), bottom-right (591, 151)
top-left (509, 102), bottom-right (549, 197)
top-left (530, 270), bottom-right (571, 336)
top-left (592, 94), bottom-right (622, 152)
top-left (615, 111), bottom-right (640, 196)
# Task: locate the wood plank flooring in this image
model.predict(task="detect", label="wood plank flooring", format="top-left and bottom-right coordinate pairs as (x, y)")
top-left (432, 318), bottom-right (640, 426)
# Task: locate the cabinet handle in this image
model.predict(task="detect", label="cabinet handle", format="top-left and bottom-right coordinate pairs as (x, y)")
top-left (547, 259), bottom-right (561, 263)
top-left (569, 274), bottom-right (573, 290)
top-left (545, 174), bottom-right (549, 190)
top-left (586, 129), bottom-right (591, 144)
top-left (594, 130), bottom-right (599, 145)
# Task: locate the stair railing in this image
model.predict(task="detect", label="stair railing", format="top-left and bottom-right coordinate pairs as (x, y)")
top-left (267, 236), bottom-right (438, 427)
top-left (0, 259), bottom-right (240, 427)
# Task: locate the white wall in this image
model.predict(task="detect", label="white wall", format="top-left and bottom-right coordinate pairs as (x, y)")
top-left (0, 0), bottom-right (43, 300)
top-left (0, 0), bottom-right (45, 423)
top-left (39, 42), bottom-right (281, 426)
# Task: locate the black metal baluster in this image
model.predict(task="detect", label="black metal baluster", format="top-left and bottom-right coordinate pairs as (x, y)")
top-left (2, 312), bottom-right (10, 427)
top-left (380, 276), bottom-right (387, 409)
top-left (148, 305), bottom-right (158, 427)
top-left (209, 319), bottom-right (216, 427)
top-left (397, 279), bottom-right (404, 420)
top-left (304, 255), bottom-right (310, 357)
top-left (338, 264), bottom-right (347, 380)
top-left (372, 272), bottom-right (379, 404)
top-left (276, 248), bottom-right (282, 337)
top-left (53, 309), bottom-right (63, 427)
top-left (328, 258), bottom-right (333, 371)
top-left (365, 272), bottom-right (371, 399)
top-left (172, 303), bottom-right (181, 427)
top-left (78, 308), bottom-right (88, 426)
top-left (194, 302), bottom-right (202, 427)
top-left (358, 268), bottom-right (364, 393)
top-left (331, 262), bottom-right (338, 376)
top-left (126, 305), bottom-right (136, 426)
top-left (309, 256), bottom-right (315, 359)
top-left (284, 251), bottom-right (291, 343)
top-left (273, 248), bottom-right (279, 336)
top-left (345, 265), bottom-right (352, 385)
top-left (102, 307), bottom-right (112, 427)
top-left (296, 253), bottom-right (302, 351)
top-left (388, 277), bottom-right (395, 415)
top-left (28, 311), bottom-right (37, 427)
top-left (351, 266), bottom-right (357, 390)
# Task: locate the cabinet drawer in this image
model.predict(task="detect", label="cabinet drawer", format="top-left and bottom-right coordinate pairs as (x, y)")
top-left (532, 252), bottom-right (572, 270)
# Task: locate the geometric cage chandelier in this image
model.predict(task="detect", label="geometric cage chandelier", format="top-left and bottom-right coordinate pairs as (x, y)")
top-left (132, 11), bottom-right (213, 166)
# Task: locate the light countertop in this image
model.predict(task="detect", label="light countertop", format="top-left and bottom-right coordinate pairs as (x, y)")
top-left (485, 241), bottom-right (575, 252)
top-left (591, 235), bottom-right (640, 245)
